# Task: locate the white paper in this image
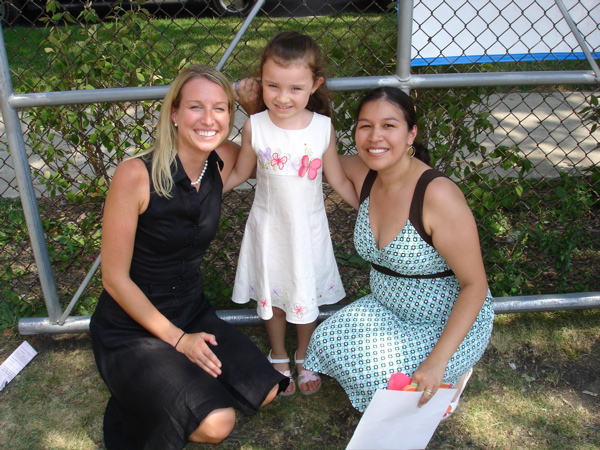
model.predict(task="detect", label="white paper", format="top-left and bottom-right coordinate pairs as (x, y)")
top-left (0, 341), bottom-right (37, 391)
top-left (347, 388), bottom-right (457, 450)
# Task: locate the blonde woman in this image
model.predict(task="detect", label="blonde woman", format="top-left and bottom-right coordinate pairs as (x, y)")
top-left (90, 65), bottom-right (287, 450)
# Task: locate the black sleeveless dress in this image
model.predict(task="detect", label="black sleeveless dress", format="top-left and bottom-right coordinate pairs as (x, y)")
top-left (90, 151), bottom-right (287, 450)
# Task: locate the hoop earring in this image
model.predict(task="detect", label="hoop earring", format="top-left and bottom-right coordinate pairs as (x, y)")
top-left (407, 145), bottom-right (415, 157)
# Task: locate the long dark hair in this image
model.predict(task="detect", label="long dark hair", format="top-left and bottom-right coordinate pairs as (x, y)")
top-left (356, 87), bottom-right (430, 165)
top-left (258, 31), bottom-right (331, 117)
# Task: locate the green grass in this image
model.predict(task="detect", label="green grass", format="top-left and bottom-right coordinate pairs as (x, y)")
top-left (0, 334), bottom-right (106, 449)
top-left (1, 308), bottom-right (599, 449)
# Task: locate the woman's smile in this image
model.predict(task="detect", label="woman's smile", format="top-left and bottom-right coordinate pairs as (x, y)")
top-left (195, 130), bottom-right (217, 137)
top-left (366, 148), bottom-right (389, 154)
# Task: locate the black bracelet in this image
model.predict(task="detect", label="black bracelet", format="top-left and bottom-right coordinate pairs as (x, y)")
top-left (174, 331), bottom-right (185, 349)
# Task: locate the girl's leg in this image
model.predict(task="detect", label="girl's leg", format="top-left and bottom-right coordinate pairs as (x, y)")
top-left (295, 321), bottom-right (322, 393)
top-left (188, 407), bottom-right (236, 444)
top-left (264, 307), bottom-right (295, 394)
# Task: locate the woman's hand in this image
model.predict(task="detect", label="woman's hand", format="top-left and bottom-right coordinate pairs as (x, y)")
top-left (177, 332), bottom-right (223, 378)
top-left (411, 357), bottom-right (447, 407)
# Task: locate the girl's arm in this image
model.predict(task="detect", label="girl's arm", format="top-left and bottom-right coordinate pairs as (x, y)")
top-left (322, 126), bottom-right (360, 209)
top-left (101, 159), bottom-right (223, 378)
top-left (411, 177), bottom-right (490, 405)
top-left (222, 119), bottom-right (257, 193)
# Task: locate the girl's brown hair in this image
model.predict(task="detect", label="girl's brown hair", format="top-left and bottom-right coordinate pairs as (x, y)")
top-left (258, 31), bottom-right (331, 117)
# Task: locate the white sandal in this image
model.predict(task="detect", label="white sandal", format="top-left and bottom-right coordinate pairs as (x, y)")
top-left (294, 351), bottom-right (322, 396)
top-left (267, 350), bottom-right (296, 396)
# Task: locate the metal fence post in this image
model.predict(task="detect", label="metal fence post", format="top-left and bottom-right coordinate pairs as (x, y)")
top-left (555, 0), bottom-right (600, 80)
top-left (396, 0), bottom-right (415, 90)
top-left (0, 23), bottom-right (62, 324)
top-left (216, 0), bottom-right (265, 71)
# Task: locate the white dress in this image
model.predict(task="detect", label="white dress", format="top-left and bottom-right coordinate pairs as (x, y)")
top-left (232, 110), bottom-right (345, 324)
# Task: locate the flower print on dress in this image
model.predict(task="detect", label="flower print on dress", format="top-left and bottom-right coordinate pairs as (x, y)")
top-left (298, 154), bottom-right (322, 180)
top-left (325, 283), bottom-right (341, 297)
top-left (292, 303), bottom-right (308, 320)
top-left (271, 287), bottom-right (291, 309)
top-left (317, 283), bottom-right (340, 301)
top-left (303, 143), bottom-right (315, 157)
top-left (271, 152), bottom-right (288, 170)
top-left (259, 297), bottom-right (271, 309)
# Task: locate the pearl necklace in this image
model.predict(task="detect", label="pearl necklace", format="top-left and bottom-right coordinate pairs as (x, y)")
top-left (190, 160), bottom-right (209, 186)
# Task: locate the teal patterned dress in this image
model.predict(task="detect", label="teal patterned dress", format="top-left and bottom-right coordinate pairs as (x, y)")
top-left (305, 169), bottom-right (494, 412)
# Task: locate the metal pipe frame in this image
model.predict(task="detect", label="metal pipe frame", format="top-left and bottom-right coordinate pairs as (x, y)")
top-left (0, 0), bottom-right (598, 334)
top-left (9, 69), bottom-right (598, 110)
top-left (0, 23), bottom-right (62, 323)
top-left (554, 0), bottom-right (600, 80)
top-left (18, 292), bottom-right (600, 334)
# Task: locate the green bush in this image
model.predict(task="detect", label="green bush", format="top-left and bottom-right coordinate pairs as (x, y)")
top-left (24, 1), bottom-right (181, 203)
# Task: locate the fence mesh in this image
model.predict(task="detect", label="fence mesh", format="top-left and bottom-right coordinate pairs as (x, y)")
top-left (0, 0), bottom-right (598, 329)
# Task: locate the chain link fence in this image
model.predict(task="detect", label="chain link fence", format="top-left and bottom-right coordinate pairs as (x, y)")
top-left (0, 0), bottom-right (598, 331)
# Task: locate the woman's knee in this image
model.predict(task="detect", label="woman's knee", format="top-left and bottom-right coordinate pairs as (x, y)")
top-left (189, 407), bottom-right (236, 444)
top-left (261, 383), bottom-right (280, 407)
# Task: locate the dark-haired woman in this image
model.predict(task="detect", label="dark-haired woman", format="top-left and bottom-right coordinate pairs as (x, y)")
top-left (305, 87), bottom-right (494, 416)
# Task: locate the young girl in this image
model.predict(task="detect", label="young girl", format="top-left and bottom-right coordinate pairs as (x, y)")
top-left (224, 31), bottom-right (358, 396)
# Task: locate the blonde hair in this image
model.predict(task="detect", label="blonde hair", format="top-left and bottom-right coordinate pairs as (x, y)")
top-left (136, 65), bottom-right (235, 198)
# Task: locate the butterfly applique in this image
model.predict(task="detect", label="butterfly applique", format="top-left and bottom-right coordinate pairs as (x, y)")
top-left (298, 155), bottom-right (322, 180)
top-left (271, 152), bottom-right (288, 170)
top-left (258, 147), bottom-right (272, 166)
top-left (289, 157), bottom-right (301, 172)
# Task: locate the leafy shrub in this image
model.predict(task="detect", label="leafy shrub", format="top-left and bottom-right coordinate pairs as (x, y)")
top-left (23, 0), bottom-right (180, 203)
